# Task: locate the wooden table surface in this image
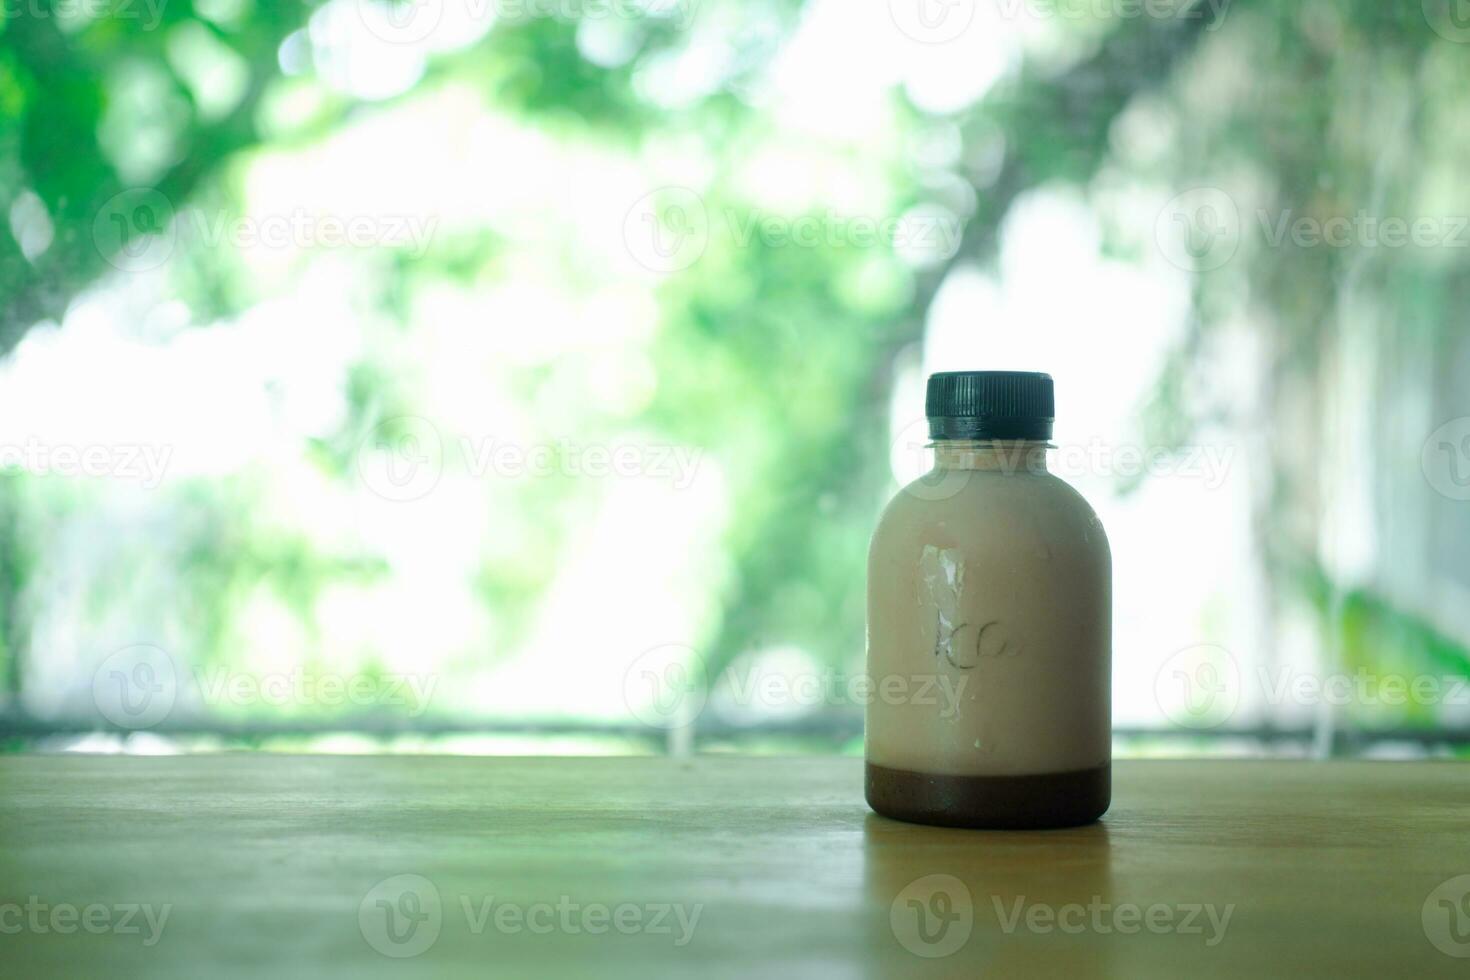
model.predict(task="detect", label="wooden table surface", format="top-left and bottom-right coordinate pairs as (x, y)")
top-left (1, 756), bottom-right (1468, 978)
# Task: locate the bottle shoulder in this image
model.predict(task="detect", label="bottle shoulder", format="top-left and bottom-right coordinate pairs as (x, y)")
top-left (872, 470), bottom-right (1110, 562)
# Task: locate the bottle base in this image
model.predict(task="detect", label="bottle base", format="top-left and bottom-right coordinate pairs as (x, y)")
top-left (865, 761), bottom-right (1110, 830)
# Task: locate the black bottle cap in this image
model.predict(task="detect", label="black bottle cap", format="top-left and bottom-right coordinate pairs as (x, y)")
top-left (926, 371), bottom-right (1055, 441)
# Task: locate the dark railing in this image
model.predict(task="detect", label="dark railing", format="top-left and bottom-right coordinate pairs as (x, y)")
top-left (3, 710), bottom-right (1470, 755)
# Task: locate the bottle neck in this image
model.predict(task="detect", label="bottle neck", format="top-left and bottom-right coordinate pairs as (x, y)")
top-left (932, 440), bottom-right (1052, 473)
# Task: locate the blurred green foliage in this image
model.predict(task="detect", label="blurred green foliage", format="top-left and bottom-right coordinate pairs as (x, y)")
top-left (0, 0), bottom-right (1466, 747)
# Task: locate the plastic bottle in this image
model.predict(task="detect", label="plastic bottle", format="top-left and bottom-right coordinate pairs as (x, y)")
top-left (866, 371), bottom-right (1111, 829)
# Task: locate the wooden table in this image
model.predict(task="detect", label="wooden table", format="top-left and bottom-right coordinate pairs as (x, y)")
top-left (1, 757), bottom-right (1468, 978)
